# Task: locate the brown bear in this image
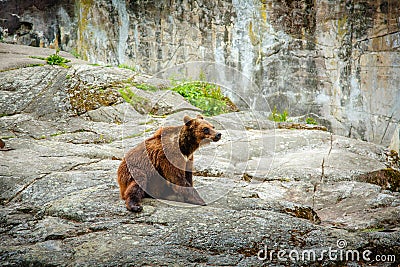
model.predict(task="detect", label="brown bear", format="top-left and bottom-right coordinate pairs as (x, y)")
top-left (117, 115), bottom-right (221, 212)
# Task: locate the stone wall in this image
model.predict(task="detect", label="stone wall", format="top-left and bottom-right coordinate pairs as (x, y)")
top-left (0, 0), bottom-right (399, 145)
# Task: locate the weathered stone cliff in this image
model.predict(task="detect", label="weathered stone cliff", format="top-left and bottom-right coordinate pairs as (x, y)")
top-left (1, 0), bottom-right (399, 147)
top-left (0, 44), bottom-right (399, 266)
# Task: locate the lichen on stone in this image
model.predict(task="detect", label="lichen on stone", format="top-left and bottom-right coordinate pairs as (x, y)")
top-left (68, 82), bottom-right (121, 115)
top-left (284, 206), bottom-right (321, 224)
top-left (356, 168), bottom-right (400, 192)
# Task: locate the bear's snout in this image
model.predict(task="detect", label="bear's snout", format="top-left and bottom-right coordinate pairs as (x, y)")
top-left (213, 132), bottom-right (222, 142)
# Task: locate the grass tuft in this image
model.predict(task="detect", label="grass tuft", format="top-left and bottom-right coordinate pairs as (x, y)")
top-left (268, 106), bottom-right (288, 122)
top-left (46, 49), bottom-right (71, 68)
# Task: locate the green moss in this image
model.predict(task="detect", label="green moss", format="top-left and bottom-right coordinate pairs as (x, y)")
top-left (50, 131), bottom-right (66, 137)
top-left (0, 135), bottom-right (15, 139)
top-left (118, 64), bottom-right (136, 72)
top-left (27, 64), bottom-right (45, 67)
top-left (337, 16), bottom-right (347, 37)
top-left (361, 227), bottom-right (385, 233)
top-left (134, 83), bottom-right (158, 92)
top-left (118, 87), bottom-right (150, 114)
top-left (94, 134), bottom-right (113, 144)
top-left (68, 83), bottom-right (120, 115)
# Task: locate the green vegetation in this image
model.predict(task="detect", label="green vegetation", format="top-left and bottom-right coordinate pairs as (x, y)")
top-left (118, 71), bottom-right (238, 116)
top-left (29, 49), bottom-right (71, 68)
top-left (134, 83), bottom-right (158, 92)
top-left (118, 64), bottom-right (136, 72)
top-left (119, 87), bottom-right (144, 104)
top-left (118, 87), bottom-right (149, 114)
top-left (29, 56), bottom-right (46, 60)
top-left (171, 81), bottom-right (236, 116)
top-left (0, 135), bottom-right (15, 140)
top-left (268, 106), bottom-right (288, 122)
top-left (46, 49), bottom-right (71, 68)
top-left (50, 131), bottom-right (66, 137)
top-left (361, 227), bottom-right (385, 233)
top-left (305, 117), bottom-right (317, 125)
top-left (27, 63), bottom-right (44, 67)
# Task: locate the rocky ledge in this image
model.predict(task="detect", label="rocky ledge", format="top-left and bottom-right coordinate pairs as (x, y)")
top-left (0, 44), bottom-right (399, 266)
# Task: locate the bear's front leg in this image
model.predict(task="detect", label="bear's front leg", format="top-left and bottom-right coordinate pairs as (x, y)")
top-left (185, 155), bottom-right (194, 186)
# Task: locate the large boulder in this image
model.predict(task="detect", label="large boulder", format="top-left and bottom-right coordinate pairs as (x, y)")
top-left (0, 45), bottom-right (399, 266)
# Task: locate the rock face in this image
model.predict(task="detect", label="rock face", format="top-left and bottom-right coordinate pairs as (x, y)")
top-left (1, 0), bottom-right (399, 147)
top-left (0, 46), bottom-right (399, 266)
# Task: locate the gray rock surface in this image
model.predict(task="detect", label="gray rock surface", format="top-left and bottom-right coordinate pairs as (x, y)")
top-left (0, 43), bottom-right (86, 71)
top-left (2, 1), bottom-right (399, 146)
top-left (1, 46), bottom-right (399, 266)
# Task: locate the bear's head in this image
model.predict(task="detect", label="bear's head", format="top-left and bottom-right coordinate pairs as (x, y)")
top-left (182, 115), bottom-right (222, 145)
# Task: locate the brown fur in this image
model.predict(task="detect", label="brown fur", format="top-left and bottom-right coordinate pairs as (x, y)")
top-left (117, 115), bottom-right (221, 212)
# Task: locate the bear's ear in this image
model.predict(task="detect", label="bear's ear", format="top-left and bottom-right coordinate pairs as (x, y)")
top-left (196, 114), bottom-right (204, 120)
top-left (184, 115), bottom-right (192, 126)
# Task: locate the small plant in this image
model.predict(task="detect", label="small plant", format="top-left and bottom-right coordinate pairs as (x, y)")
top-left (306, 117), bottom-right (317, 125)
top-left (46, 49), bottom-right (71, 68)
top-left (269, 106), bottom-right (288, 122)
